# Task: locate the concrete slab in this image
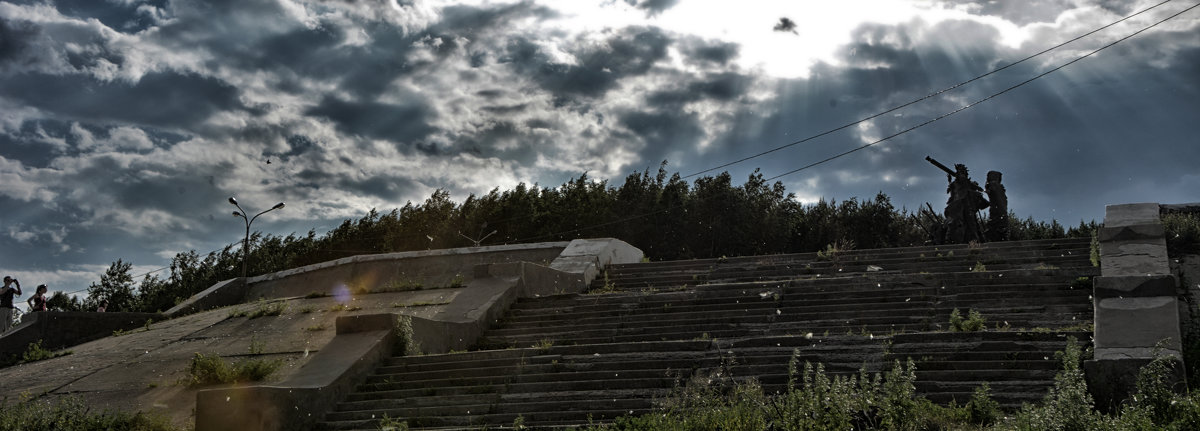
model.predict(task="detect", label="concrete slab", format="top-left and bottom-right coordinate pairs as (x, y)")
top-left (1105, 203), bottom-right (1163, 227)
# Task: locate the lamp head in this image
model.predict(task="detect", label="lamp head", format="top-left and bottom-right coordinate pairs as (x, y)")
top-left (228, 197), bottom-right (238, 205)
top-left (272, 202), bottom-right (285, 210)
top-left (232, 211), bottom-right (242, 217)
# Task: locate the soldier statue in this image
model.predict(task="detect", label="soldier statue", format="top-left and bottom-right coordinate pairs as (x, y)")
top-left (985, 170), bottom-right (1009, 242)
top-left (943, 164), bottom-right (989, 244)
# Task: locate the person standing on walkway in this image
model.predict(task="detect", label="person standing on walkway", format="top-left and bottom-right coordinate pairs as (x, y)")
top-left (1, 276), bottom-right (22, 332)
top-left (27, 284), bottom-right (48, 312)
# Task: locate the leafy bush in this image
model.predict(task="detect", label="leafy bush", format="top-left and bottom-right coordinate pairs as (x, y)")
top-left (0, 396), bottom-right (178, 431)
top-left (186, 352), bottom-right (282, 386)
top-left (1163, 213), bottom-right (1200, 255)
top-left (950, 308), bottom-right (986, 332)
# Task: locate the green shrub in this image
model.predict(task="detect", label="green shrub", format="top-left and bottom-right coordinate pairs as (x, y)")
top-left (950, 308), bottom-right (986, 332)
top-left (1163, 213), bottom-right (1200, 255)
top-left (186, 352), bottom-right (282, 386)
top-left (1006, 337), bottom-right (1100, 431)
top-left (19, 340), bottom-right (70, 364)
top-left (967, 382), bottom-right (1002, 426)
top-left (394, 315), bottom-right (420, 356)
top-left (0, 396), bottom-right (179, 431)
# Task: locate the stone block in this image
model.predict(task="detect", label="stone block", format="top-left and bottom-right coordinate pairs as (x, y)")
top-left (1094, 275), bottom-right (1177, 298)
top-left (1104, 203), bottom-right (1164, 227)
top-left (1093, 295), bottom-right (1181, 355)
top-left (1100, 239), bottom-right (1171, 277)
top-left (1097, 224), bottom-right (1165, 243)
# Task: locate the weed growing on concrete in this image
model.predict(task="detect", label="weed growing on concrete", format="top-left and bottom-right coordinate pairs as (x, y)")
top-left (966, 382), bottom-right (1001, 426)
top-left (0, 396), bottom-right (179, 431)
top-left (949, 308), bottom-right (986, 332)
top-left (304, 291), bottom-right (329, 299)
top-left (377, 413), bottom-right (409, 431)
top-left (1090, 229), bottom-right (1102, 267)
top-left (533, 338), bottom-right (554, 353)
top-left (329, 303), bottom-right (360, 312)
top-left (305, 324), bottom-right (326, 332)
top-left (1034, 263), bottom-right (1060, 270)
top-left (575, 338), bottom-right (1200, 430)
top-left (298, 305), bottom-right (316, 314)
top-left (374, 279), bottom-right (425, 294)
top-left (448, 275), bottom-right (466, 288)
top-left (394, 315), bottom-right (421, 356)
top-left (185, 352), bottom-right (282, 386)
top-left (16, 340), bottom-right (71, 364)
top-left (392, 300), bottom-right (449, 308)
top-left (228, 299), bottom-right (287, 319)
top-left (972, 262), bottom-right (988, 272)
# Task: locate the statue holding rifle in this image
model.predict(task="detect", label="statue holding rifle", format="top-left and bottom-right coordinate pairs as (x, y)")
top-left (925, 157), bottom-right (990, 244)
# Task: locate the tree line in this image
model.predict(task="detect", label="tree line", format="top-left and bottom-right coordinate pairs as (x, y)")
top-left (50, 163), bottom-right (1097, 313)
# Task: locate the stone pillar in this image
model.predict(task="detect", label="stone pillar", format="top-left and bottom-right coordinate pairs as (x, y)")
top-left (1085, 203), bottom-right (1186, 411)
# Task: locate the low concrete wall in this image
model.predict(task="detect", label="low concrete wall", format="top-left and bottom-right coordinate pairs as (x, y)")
top-left (196, 313), bottom-right (399, 431)
top-left (193, 238), bottom-right (643, 431)
top-left (166, 278), bottom-right (245, 318)
top-left (0, 311), bottom-right (162, 360)
top-left (244, 242), bottom-right (569, 301)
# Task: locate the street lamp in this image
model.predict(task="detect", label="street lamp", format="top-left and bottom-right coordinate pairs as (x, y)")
top-left (229, 197), bottom-right (285, 279)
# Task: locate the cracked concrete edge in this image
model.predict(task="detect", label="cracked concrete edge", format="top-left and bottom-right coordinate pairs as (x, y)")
top-left (165, 242), bottom-right (570, 319)
top-left (548, 238), bottom-right (643, 289)
top-left (194, 276), bottom-right (520, 431)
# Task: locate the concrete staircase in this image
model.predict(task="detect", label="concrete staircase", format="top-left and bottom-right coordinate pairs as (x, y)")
top-left (318, 238), bottom-right (1097, 430)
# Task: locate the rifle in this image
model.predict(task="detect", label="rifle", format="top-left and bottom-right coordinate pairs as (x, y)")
top-left (925, 156), bottom-right (954, 177)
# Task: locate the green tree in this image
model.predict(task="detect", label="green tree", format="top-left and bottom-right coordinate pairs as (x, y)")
top-left (87, 259), bottom-right (136, 312)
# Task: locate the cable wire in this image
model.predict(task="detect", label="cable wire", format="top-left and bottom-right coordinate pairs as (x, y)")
top-left (763, 1), bottom-right (1200, 182)
top-left (682, 0), bottom-right (1177, 179)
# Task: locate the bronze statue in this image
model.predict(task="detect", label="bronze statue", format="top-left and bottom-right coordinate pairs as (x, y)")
top-left (985, 170), bottom-right (1008, 242)
top-left (926, 157), bottom-right (988, 244)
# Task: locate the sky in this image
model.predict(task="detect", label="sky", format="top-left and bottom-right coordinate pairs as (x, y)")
top-left (0, 0), bottom-right (1197, 296)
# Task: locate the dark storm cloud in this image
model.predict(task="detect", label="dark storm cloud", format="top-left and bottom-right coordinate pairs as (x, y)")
top-left (336, 175), bottom-right (422, 201)
top-left (646, 72), bottom-right (755, 106)
top-left (42, 0), bottom-right (166, 33)
top-left (0, 71), bottom-right (244, 129)
top-left (0, 18), bottom-right (38, 66)
top-left (502, 26), bottom-right (672, 100)
top-left (679, 38), bottom-right (740, 66)
top-left (622, 0), bottom-right (680, 17)
top-left (437, 1), bottom-right (558, 34)
top-left (620, 110), bottom-right (704, 150)
top-left (305, 96), bottom-right (436, 143)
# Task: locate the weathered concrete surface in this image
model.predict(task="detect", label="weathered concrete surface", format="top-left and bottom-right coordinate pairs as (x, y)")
top-left (166, 278), bottom-right (244, 317)
top-left (0, 311), bottom-right (161, 360)
top-left (0, 239), bottom-right (645, 430)
top-left (245, 242), bottom-right (568, 301)
top-left (1093, 203), bottom-right (1182, 359)
top-left (0, 287), bottom-right (468, 427)
top-left (1087, 202), bottom-right (1185, 408)
top-left (196, 314), bottom-right (398, 431)
top-left (549, 238), bottom-right (643, 289)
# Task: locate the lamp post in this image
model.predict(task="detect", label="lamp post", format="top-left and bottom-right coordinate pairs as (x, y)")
top-left (229, 197), bottom-right (285, 279)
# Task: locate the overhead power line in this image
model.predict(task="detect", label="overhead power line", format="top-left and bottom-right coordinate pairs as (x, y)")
top-left (763, 1), bottom-right (1200, 182)
top-left (682, 0), bottom-right (1177, 179)
top-left (519, 1), bottom-right (1198, 242)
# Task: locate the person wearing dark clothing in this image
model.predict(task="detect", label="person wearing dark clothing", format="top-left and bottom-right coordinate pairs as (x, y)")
top-left (1, 276), bottom-right (22, 333)
top-left (28, 284), bottom-right (48, 312)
